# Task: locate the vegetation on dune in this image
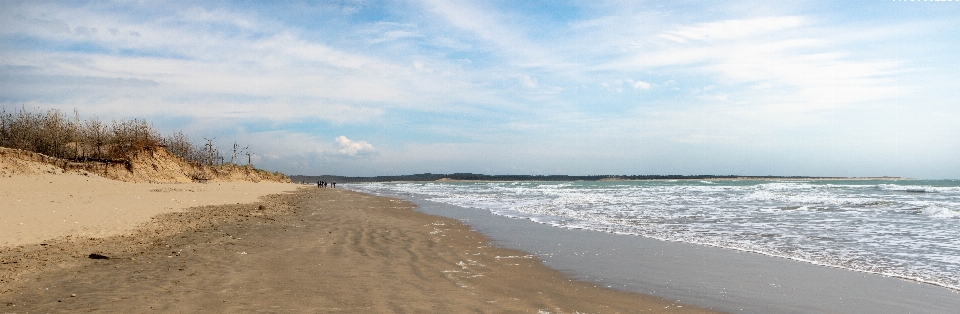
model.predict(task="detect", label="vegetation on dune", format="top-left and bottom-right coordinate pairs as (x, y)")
top-left (0, 107), bottom-right (253, 166)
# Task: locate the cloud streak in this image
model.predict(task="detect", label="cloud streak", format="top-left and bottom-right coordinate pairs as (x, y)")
top-left (2, 1), bottom-right (958, 178)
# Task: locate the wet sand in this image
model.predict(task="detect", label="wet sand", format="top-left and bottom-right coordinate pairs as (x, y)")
top-left (1, 187), bottom-right (717, 313)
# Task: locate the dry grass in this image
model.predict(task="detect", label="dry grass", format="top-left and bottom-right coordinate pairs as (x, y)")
top-left (0, 107), bottom-right (249, 166)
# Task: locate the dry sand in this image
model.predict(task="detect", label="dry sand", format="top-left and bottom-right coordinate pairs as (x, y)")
top-left (0, 171), bottom-right (297, 247)
top-left (0, 186), bottom-right (720, 313)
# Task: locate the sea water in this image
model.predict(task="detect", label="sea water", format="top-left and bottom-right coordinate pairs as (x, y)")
top-left (349, 180), bottom-right (960, 290)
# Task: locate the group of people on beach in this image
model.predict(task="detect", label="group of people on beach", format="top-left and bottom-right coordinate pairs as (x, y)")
top-left (317, 181), bottom-right (335, 188)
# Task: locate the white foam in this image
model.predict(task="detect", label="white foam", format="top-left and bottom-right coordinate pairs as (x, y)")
top-left (878, 184), bottom-right (960, 194)
top-left (920, 204), bottom-right (960, 219)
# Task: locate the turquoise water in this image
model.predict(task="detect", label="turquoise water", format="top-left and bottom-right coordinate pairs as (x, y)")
top-left (350, 179), bottom-right (960, 290)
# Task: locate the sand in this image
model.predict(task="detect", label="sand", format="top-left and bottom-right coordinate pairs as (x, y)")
top-left (0, 186), bottom-right (719, 313)
top-left (0, 171), bottom-right (297, 247)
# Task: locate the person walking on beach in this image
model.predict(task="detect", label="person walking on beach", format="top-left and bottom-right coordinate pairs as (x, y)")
top-left (332, 182), bottom-right (336, 188)
top-left (317, 181), bottom-right (321, 188)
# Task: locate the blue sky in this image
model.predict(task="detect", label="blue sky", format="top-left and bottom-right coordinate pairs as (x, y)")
top-left (1, 1), bottom-right (958, 178)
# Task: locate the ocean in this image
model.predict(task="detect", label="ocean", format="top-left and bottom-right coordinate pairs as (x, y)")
top-left (349, 179), bottom-right (960, 291)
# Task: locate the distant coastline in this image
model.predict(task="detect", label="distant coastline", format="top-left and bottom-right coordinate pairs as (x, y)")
top-left (291, 173), bottom-right (905, 183)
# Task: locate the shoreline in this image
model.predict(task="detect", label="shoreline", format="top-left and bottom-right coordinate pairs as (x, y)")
top-left (1, 187), bottom-right (719, 313)
top-left (292, 174), bottom-right (908, 184)
top-left (385, 189), bottom-right (960, 314)
top-left (431, 177), bottom-right (910, 183)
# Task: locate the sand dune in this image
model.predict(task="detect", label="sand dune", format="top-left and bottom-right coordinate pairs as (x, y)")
top-left (1, 147), bottom-right (297, 247)
top-left (0, 171), bottom-right (296, 247)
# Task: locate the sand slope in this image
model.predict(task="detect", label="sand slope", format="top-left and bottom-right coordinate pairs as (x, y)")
top-left (1, 146), bottom-right (297, 247)
top-left (0, 146), bottom-right (287, 183)
top-left (0, 172), bottom-right (296, 247)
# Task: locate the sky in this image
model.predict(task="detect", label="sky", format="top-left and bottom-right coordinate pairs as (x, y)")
top-left (1, 0), bottom-right (959, 178)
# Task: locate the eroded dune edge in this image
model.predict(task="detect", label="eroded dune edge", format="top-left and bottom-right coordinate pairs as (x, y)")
top-left (1, 146), bottom-right (297, 248)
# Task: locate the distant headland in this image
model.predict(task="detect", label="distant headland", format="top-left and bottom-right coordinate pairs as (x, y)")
top-left (291, 173), bottom-right (903, 183)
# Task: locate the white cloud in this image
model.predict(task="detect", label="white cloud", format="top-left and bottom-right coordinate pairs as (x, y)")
top-left (177, 6), bottom-right (259, 30)
top-left (661, 16), bottom-right (805, 42)
top-left (419, 0), bottom-right (558, 68)
top-left (520, 75), bottom-right (538, 88)
top-left (606, 15), bottom-right (913, 115)
top-left (658, 34), bottom-right (687, 43)
top-left (336, 136), bottom-right (376, 157)
top-left (371, 30), bottom-right (420, 44)
top-left (420, 0), bottom-right (514, 46)
top-left (0, 2), bottom-right (522, 123)
top-left (633, 80), bottom-right (652, 90)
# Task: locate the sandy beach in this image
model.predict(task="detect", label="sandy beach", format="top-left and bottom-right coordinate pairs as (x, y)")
top-left (0, 171), bottom-right (297, 248)
top-left (4, 150), bottom-right (958, 313)
top-left (1, 178), bottom-right (717, 313)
